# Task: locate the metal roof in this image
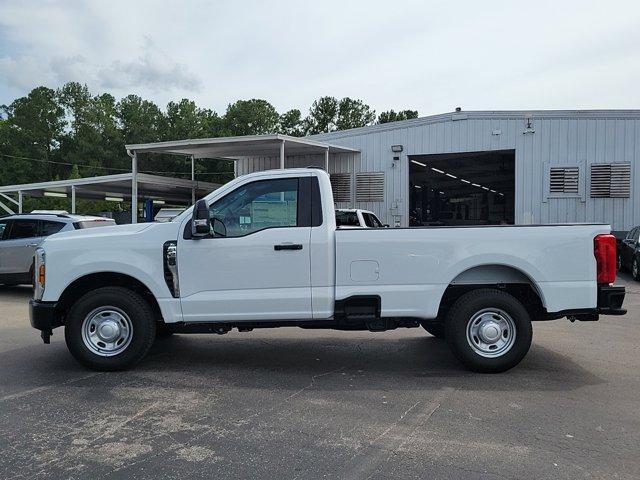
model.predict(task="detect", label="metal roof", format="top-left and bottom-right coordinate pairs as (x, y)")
top-left (0, 173), bottom-right (221, 204)
top-left (126, 134), bottom-right (359, 158)
top-left (311, 109), bottom-right (640, 140)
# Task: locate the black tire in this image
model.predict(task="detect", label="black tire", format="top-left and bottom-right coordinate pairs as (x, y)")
top-left (64, 287), bottom-right (156, 371)
top-left (632, 257), bottom-right (640, 281)
top-left (445, 288), bottom-right (532, 373)
top-left (617, 253), bottom-right (624, 272)
top-left (421, 322), bottom-right (445, 339)
top-left (156, 322), bottom-right (174, 339)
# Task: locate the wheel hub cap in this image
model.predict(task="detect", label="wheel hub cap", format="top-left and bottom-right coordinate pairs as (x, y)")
top-left (466, 308), bottom-right (517, 358)
top-left (81, 307), bottom-right (133, 357)
top-left (478, 321), bottom-right (501, 343)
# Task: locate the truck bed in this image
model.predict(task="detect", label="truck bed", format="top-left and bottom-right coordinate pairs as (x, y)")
top-left (335, 224), bottom-right (610, 319)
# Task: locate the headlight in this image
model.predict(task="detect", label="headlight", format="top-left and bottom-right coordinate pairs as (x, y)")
top-left (34, 248), bottom-right (45, 300)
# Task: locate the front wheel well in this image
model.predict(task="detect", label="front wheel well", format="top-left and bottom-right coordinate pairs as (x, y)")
top-left (56, 272), bottom-right (163, 324)
top-left (435, 283), bottom-right (545, 323)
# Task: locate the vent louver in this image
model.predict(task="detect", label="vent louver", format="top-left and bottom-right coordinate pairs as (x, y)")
top-left (590, 164), bottom-right (630, 198)
top-left (549, 167), bottom-right (579, 194)
top-left (356, 172), bottom-right (385, 202)
top-left (330, 173), bottom-right (351, 203)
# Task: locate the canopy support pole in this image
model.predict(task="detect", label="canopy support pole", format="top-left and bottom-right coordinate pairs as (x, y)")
top-left (280, 140), bottom-right (285, 169)
top-left (191, 155), bottom-right (196, 205)
top-left (71, 186), bottom-right (76, 214)
top-left (18, 191), bottom-right (23, 213)
top-left (324, 148), bottom-right (329, 171)
top-left (131, 151), bottom-right (138, 224)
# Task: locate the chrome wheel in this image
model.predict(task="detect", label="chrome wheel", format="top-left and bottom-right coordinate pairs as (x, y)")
top-left (466, 308), bottom-right (516, 358)
top-left (633, 259), bottom-right (638, 278)
top-left (81, 306), bottom-right (133, 357)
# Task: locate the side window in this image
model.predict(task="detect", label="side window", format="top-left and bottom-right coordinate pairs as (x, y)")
top-left (363, 213), bottom-right (383, 228)
top-left (209, 178), bottom-right (299, 237)
top-left (7, 219), bottom-right (39, 239)
top-left (40, 220), bottom-right (65, 236)
top-left (634, 228), bottom-right (640, 243)
top-left (336, 211), bottom-right (359, 227)
top-left (625, 228), bottom-right (635, 240)
top-left (0, 220), bottom-right (9, 240)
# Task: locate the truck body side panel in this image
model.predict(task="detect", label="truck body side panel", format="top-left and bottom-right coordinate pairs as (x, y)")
top-left (335, 224), bottom-right (609, 318)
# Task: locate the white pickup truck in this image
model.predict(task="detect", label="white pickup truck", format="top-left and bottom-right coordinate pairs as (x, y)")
top-left (30, 168), bottom-right (626, 373)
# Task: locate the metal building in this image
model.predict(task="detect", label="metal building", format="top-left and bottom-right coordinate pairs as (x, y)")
top-left (235, 110), bottom-right (640, 233)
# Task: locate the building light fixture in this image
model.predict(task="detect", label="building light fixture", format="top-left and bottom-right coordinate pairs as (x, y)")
top-left (105, 196), bottom-right (124, 202)
top-left (472, 183), bottom-right (481, 187)
top-left (446, 173), bottom-right (457, 179)
top-left (153, 200), bottom-right (165, 205)
top-left (431, 168), bottom-right (445, 174)
top-left (391, 145), bottom-right (404, 153)
top-left (43, 191), bottom-right (67, 198)
top-left (460, 179), bottom-right (471, 184)
top-left (411, 160), bottom-right (426, 167)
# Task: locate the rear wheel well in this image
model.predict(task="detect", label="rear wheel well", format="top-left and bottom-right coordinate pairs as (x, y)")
top-left (434, 283), bottom-right (545, 324)
top-left (56, 272), bottom-right (163, 324)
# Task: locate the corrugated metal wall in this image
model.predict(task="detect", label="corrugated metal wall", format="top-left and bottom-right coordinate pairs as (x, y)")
top-left (237, 111), bottom-right (640, 231)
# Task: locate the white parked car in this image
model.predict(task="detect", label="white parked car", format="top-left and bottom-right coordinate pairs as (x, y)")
top-left (0, 213), bottom-right (115, 286)
top-left (335, 209), bottom-right (386, 228)
top-left (30, 169), bottom-right (626, 372)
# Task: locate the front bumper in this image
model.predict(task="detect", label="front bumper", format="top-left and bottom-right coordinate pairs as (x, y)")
top-left (29, 299), bottom-right (62, 344)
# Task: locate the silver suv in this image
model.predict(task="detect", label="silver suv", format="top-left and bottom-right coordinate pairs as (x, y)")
top-left (0, 213), bottom-right (115, 286)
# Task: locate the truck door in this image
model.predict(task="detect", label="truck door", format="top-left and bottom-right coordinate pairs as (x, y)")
top-left (178, 175), bottom-right (313, 322)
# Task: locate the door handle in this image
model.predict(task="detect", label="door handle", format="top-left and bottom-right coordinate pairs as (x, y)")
top-left (25, 243), bottom-right (38, 247)
top-left (274, 244), bottom-right (303, 251)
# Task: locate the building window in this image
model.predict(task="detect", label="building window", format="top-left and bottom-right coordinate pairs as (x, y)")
top-left (549, 166), bottom-right (579, 195)
top-left (330, 173), bottom-right (352, 203)
top-left (356, 172), bottom-right (385, 202)
top-left (590, 163), bottom-right (631, 198)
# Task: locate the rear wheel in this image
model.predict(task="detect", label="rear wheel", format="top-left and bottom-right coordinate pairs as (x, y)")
top-left (445, 289), bottom-right (532, 373)
top-left (633, 257), bottom-right (640, 281)
top-left (421, 322), bottom-right (445, 339)
top-left (64, 287), bottom-right (156, 371)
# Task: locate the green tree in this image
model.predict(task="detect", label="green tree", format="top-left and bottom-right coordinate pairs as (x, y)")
top-left (278, 109), bottom-right (305, 137)
top-left (304, 96), bottom-right (375, 133)
top-left (304, 96), bottom-right (339, 134)
top-left (336, 97), bottom-right (375, 131)
top-left (116, 94), bottom-right (166, 145)
top-left (223, 99), bottom-right (279, 136)
top-left (377, 109), bottom-right (419, 124)
top-left (1, 86), bottom-right (66, 183)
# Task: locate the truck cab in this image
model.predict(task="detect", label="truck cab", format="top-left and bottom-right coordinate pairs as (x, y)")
top-left (29, 169), bottom-right (626, 373)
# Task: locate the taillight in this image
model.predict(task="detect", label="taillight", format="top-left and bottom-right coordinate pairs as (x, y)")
top-left (594, 234), bottom-right (616, 284)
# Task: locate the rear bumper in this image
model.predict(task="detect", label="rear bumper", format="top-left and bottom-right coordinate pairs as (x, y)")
top-left (597, 284), bottom-right (626, 315)
top-left (29, 299), bottom-right (62, 343)
top-left (549, 284), bottom-right (626, 321)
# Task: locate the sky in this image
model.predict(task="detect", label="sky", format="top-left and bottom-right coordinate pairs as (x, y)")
top-left (1, 0), bottom-right (640, 117)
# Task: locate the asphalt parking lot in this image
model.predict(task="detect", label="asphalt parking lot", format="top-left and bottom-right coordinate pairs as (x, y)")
top-left (0, 277), bottom-right (639, 480)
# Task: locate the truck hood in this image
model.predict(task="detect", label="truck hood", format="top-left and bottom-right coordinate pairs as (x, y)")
top-left (47, 222), bottom-right (154, 242)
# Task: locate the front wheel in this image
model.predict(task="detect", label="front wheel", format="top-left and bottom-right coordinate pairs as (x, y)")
top-left (445, 289), bottom-right (532, 373)
top-left (64, 287), bottom-right (156, 371)
top-left (633, 257), bottom-right (640, 281)
top-left (420, 322), bottom-right (445, 339)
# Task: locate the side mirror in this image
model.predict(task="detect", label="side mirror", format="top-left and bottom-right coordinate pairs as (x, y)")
top-left (191, 199), bottom-right (211, 237)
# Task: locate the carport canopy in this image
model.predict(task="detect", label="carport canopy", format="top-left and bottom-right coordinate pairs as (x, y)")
top-left (0, 173), bottom-right (221, 215)
top-left (125, 134), bottom-right (360, 223)
top-left (125, 133), bottom-right (359, 161)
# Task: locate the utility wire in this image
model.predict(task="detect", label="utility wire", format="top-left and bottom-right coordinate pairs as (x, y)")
top-left (0, 152), bottom-right (235, 177)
